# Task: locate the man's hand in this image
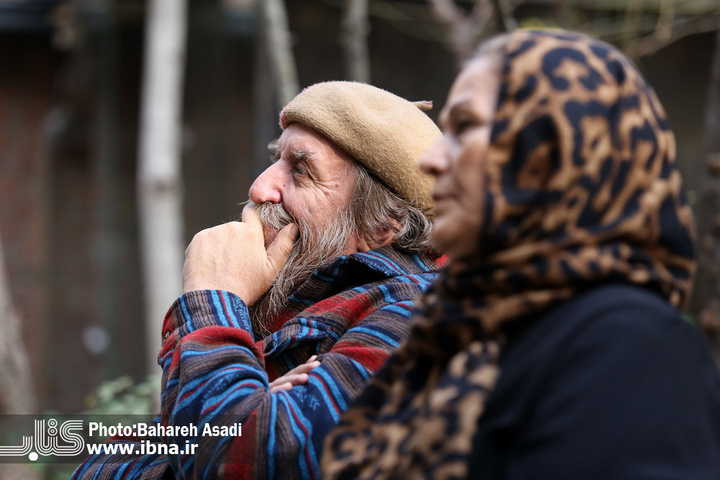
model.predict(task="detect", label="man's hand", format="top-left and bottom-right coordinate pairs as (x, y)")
top-left (269, 356), bottom-right (322, 393)
top-left (182, 204), bottom-right (298, 306)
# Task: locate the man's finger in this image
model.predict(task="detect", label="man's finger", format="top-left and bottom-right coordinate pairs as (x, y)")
top-left (269, 382), bottom-right (293, 393)
top-left (266, 222), bottom-right (299, 273)
top-left (282, 373), bottom-right (310, 384)
top-left (286, 361), bottom-right (320, 376)
top-left (268, 372), bottom-right (311, 393)
top-left (240, 203), bottom-right (262, 231)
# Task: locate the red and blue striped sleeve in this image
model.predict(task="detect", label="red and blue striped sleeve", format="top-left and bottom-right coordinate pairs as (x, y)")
top-left (156, 287), bottom-right (420, 479)
top-left (70, 414), bottom-right (171, 480)
top-left (70, 247), bottom-right (441, 480)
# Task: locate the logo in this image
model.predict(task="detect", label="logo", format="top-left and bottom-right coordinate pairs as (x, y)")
top-left (0, 418), bottom-right (84, 461)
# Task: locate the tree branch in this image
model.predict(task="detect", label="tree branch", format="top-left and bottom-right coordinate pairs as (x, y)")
top-left (429, 0), bottom-right (496, 66)
top-left (635, 14), bottom-right (720, 57)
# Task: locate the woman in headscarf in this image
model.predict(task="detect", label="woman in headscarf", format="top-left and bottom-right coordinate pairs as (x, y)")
top-left (321, 29), bottom-right (720, 479)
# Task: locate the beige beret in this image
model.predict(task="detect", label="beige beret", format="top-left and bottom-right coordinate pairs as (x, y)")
top-left (279, 81), bottom-right (442, 215)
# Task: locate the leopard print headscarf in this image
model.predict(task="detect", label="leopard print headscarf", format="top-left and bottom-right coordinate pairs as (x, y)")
top-left (321, 29), bottom-right (696, 479)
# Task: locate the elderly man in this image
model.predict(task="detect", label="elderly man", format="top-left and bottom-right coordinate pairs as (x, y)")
top-left (72, 81), bottom-right (445, 479)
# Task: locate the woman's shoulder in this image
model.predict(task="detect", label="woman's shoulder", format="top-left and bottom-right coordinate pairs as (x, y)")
top-left (505, 283), bottom-right (700, 359)
top-left (493, 282), bottom-right (720, 423)
top-left (549, 282), bottom-right (684, 326)
top-left (478, 283), bottom-right (720, 478)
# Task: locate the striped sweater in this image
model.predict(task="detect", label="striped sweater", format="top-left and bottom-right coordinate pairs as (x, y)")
top-left (72, 246), bottom-right (445, 479)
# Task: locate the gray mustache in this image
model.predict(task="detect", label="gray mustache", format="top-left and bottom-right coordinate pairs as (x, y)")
top-left (254, 202), bottom-right (296, 230)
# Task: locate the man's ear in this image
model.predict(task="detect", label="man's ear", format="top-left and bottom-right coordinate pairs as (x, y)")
top-left (356, 220), bottom-right (400, 253)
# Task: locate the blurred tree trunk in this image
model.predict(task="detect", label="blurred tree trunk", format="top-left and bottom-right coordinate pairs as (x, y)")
top-left (0, 234), bottom-right (35, 414)
top-left (252, 23), bottom-right (279, 177)
top-left (693, 29), bottom-right (720, 360)
top-left (137, 0), bottom-right (187, 379)
top-left (258, 0), bottom-right (298, 109)
top-left (428, 0), bottom-right (496, 67)
top-left (0, 233), bottom-right (40, 480)
top-left (341, 0), bottom-right (370, 83)
top-left (490, 0), bottom-right (517, 33)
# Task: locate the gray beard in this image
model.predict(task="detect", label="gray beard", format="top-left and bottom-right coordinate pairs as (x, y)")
top-left (250, 202), bottom-right (355, 337)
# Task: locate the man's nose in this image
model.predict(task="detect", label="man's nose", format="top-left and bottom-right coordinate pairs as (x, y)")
top-left (418, 140), bottom-right (449, 177)
top-left (249, 163), bottom-right (283, 204)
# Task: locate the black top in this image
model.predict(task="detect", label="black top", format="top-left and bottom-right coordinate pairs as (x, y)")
top-left (470, 284), bottom-right (720, 479)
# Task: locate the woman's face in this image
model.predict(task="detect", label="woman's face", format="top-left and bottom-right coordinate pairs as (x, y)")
top-left (419, 55), bottom-right (502, 260)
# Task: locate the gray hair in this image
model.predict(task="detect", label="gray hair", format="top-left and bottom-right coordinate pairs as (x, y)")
top-left (347, 161), bottom-right (434, 255)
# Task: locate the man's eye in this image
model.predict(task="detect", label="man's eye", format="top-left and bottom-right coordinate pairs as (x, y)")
top-left (293, 164), bottom-right (307, 176)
